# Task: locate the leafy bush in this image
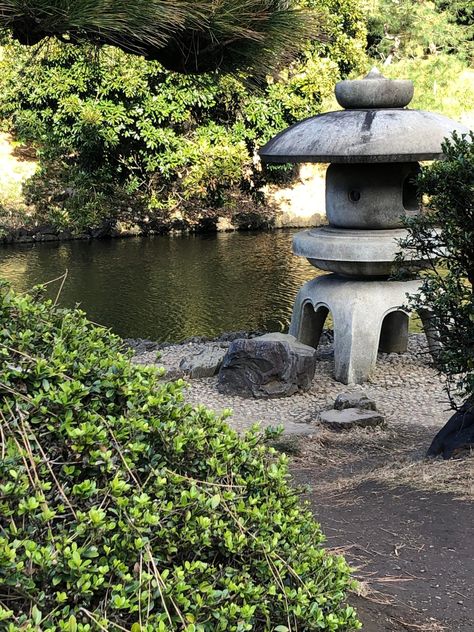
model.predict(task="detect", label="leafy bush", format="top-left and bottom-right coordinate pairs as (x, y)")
top-left (399, 132), bottom-right (474, 403)
top-left (0, 0), bottom-right (366, 234)
top-left (435, 0), bottom-right (474, 59)
top-left (0, 284), bottom-right (360, 631)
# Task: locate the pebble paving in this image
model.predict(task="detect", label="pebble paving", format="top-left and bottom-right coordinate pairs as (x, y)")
top-left (133, 334), bottom-right (449, 435)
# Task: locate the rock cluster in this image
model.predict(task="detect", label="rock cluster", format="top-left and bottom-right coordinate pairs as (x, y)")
top-left (319, 391), bottom-right (385, 430)
top-left (334, 392), bottom-right (376, 411)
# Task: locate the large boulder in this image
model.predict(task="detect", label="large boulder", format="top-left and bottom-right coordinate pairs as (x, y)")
top-left (217, 333), bottom-right (316, 398)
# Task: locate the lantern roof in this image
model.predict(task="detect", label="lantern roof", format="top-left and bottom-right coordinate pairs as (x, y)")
top-left (259, 68), bottom-right (470, 164)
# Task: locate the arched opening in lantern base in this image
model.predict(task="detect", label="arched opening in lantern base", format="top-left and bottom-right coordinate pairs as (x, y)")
top-left (297, 301), bottom-right (330, 349)
top-left (378, 310), bottom-right (409, 354)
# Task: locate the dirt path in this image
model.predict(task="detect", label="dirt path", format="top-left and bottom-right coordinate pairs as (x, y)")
top-left (287, 426), bottom-right (474, 631)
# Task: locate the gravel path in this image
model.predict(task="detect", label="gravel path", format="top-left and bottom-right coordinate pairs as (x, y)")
top-left (132, 333), bottom-right (449, 435)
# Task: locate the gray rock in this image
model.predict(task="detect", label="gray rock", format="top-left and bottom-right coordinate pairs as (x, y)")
top-left (334, 392), bottom-right (376, 411)
top-left (180, 345), bottom-right (227, 379)
top-left (36, 224), bottom-right (57, 235)
top-left (217, 333), bottom-right (316, 398)
top-left (319, 407), bottom-right (385, 430)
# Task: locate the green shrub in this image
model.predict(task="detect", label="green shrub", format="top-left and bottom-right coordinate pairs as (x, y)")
top-left (435, 0), bottom-right (474, 59)
top-left (365, 0), bottom-right (474, 123)
top-left (0, 284), bottom-right (360, 631)
top-left (399, 132), bottom-right (474, 403)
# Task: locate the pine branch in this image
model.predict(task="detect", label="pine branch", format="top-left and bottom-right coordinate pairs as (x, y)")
top-left (0, 0), bottom-right (321, 74)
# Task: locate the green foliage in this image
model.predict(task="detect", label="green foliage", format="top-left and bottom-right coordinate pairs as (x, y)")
top-left (398, 132), bottom-right (474, 403)
top-left (0, 0), bottom-right (366, 234)
top-left (367, 0), bottom-right (472, 62)
top-left (0, 283), bottom-right (360, 630)
top-left (365, 1), bottom-right (474, 126)
top-left (435, 0), bottom-right (474, 40)
top-left (380, 55), bottom-right (474, 120)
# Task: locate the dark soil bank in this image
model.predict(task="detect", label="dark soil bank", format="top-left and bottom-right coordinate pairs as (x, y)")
top-left (291, 474), bottom-right (474, 631)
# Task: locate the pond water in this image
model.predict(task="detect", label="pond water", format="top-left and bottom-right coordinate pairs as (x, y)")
top-left (0, 230), bottom-right (320, 342)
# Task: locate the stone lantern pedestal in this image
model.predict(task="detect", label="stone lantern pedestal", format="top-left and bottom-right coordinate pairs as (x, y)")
top-left (259, 69), bottom-right (468, 384)
top-left (289, 275), bottom-right (423, 384)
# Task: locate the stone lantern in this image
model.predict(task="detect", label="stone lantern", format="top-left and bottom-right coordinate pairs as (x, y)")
top-left (259, 69), bottom-right (469, 384)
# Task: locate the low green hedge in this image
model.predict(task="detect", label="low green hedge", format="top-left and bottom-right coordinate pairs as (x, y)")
top-left (0, 284), bottom-right (360, 631)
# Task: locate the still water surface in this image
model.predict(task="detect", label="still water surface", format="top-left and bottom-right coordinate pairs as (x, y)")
top-left (0, 230), bottom-right (320, 342)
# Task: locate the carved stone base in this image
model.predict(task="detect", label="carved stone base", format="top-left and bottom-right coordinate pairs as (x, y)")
top-left (289, 274), bottom-right (437, 384)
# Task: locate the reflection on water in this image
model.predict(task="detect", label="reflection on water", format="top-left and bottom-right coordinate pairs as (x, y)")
top-left (0, 231), bottom-right (320, 342)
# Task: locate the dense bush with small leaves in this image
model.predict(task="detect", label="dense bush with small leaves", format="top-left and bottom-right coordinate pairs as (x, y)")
top-left (0, 284), bottom-right (360, 631)
top-left (365, 1), bottom-right (474, 124)
top-left (398, 132), bottom-right (474, 403)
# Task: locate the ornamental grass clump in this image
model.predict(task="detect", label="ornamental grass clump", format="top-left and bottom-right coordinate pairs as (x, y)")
top-left (0, 283), bottom-right (359, 631)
